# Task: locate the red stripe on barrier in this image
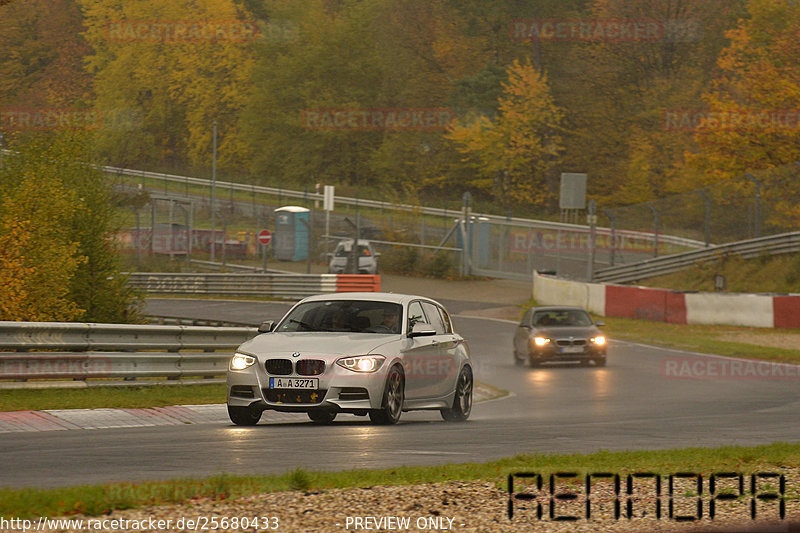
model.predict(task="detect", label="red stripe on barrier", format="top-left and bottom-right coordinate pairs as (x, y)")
top-left (336, 275), bottom-right (380, 293)
top-left (605, 285), bottom-right (686, 323)
top-left (773, 296), bottom-right (800, 328)
top-left (664, 290), bottom-right (687, 324)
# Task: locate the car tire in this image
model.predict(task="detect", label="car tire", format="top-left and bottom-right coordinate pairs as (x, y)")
top-left (594, 357), bottom-right (607, 367)
top-left (307, 409), bottom-right (337, 424)
top-left (441, 366), bottom-right (473, 422)
top-left (228, 405), bottom-right (262, 426)
top-left (369, 365), bottom-right (404, 425)
top-left (528, 353), bottom-right (541, 367)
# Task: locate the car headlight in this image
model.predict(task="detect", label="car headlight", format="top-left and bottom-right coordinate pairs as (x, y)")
top-left (337, 355), bottom-right (385, 373)
top-left (590, 336), bottom-right (606, 346)
top-left (533, 336), bottom-right (550, 347)
top-left (230, 353), bottom-right (256, 371)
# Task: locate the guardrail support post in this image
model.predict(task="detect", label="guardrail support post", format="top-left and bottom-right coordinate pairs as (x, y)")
top-left (603, 208), bottom-right (616, 266)
top-left (647, 202), bottom-right (660, 258)
top-left (699, 188), bottom-right (711, 247)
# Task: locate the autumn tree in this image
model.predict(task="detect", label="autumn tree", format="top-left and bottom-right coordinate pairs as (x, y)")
top-left (0, 134), bottom-right (141, 322)
top-left (0, 0), bottom-right (92, 109)
top-left (0, 167), bottom-right (84, 321)
top-left (562, 0), bottom-right (747, 204)
top-left (446, 60), bottom-right (564, 209)
top-left (79, 0), bottom-right (256, 171)
top-left (689, 0), bottom-right (800, 182)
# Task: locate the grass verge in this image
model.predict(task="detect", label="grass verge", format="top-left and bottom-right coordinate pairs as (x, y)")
top-left (600, 317), bottom-right (800, 363)
top-left (2, 442), bottom-right (799, 519)
top-left (0, 383), bottom-right (226, 412)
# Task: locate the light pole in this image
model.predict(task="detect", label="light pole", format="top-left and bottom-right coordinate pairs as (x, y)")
top-left (211, 120), bottom-right (217, 262)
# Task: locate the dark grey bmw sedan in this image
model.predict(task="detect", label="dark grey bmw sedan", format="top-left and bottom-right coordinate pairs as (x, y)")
top-left (513, 306), bottom-right (607, 367)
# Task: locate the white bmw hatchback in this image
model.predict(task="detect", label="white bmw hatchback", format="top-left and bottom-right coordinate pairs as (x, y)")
top-left (227, 293), bottom-right (473, 425)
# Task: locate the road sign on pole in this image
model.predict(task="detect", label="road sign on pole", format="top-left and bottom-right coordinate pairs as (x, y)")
top-left (257, 229), bottom-right (272, 245)
top-left (258, 229), bottom-right (272, 272)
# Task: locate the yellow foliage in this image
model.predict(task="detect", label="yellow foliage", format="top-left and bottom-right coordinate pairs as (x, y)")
top-left (0, 174), bottom-right (85, 321)
top-left (446, 60), bottom-right (564, 208)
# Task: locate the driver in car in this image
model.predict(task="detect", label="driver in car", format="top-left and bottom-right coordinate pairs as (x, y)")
top-left (376, 307), bottom-right (399, 333)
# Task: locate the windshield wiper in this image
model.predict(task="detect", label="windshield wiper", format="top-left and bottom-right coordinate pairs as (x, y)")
top-left (287, 318), bottom-right (334, 332)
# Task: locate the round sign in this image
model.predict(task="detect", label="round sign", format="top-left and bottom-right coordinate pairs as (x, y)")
top-left (257, 229), bottom-right (272, 245)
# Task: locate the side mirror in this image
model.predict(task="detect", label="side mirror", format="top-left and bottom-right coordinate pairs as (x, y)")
top-left (409, 322), bottom-right (436, 337)
top-left (258, 320), bottom-right (275, 333)
top-left (326, 252), bottom-right (334, 258)
top-left (595, 320), bottom-right (605, 327)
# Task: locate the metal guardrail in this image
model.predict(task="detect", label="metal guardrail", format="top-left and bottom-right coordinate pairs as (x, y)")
top-left (593, 231), bottom-right (800, 284)
top-left (0, 322), bottom-right (258, 382)
top-left (126, 272), bottom-right (380, 297)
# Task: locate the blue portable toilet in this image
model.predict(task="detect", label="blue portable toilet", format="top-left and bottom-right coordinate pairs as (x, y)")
top-left (274, 206), bottom-right (310, 261)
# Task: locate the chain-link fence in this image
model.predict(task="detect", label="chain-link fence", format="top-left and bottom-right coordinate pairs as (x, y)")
top-left (604, 162), bottom-right (800, 249)
top-left (110, 162), bottom-right (800, 282)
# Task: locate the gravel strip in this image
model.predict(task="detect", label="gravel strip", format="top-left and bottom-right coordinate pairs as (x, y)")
top-left (26, 469), bottom-right (800, 533)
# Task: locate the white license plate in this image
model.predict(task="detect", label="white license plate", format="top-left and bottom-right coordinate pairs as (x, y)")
top-left (269, 377), bottom-right (318, 389)
top-left (561, 346), bottom-right (584, 354)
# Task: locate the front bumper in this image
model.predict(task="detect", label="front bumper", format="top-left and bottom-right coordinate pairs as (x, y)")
top-left (530, 343), bottom-right (606, 362)
top-left (227, 357), bottom-right (389, 412)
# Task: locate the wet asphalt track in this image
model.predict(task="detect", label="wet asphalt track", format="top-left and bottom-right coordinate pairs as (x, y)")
top-left (2, 299), bottom-right (799, 488)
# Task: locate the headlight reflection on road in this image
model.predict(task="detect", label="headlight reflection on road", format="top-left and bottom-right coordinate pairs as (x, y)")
top-left (220, 427), bottom-right (260, 465)
top-left (526, 370), bottom-right (553, 396)
top-left (591, 368), bottom-right (612, 415)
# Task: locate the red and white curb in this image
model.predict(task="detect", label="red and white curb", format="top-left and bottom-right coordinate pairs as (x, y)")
top-left (0, 383), bottom-right (505, 433)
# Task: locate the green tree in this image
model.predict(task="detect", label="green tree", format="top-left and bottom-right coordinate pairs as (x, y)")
top-left (0, 134), bottom-right (142, 322)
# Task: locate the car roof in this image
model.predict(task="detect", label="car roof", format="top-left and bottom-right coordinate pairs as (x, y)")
top-left (298, 292), bottom-right (443, 307)
top-left (335, 239), bottom-right (372, 245)
top-left (530, 306), bottom-right (590, 312)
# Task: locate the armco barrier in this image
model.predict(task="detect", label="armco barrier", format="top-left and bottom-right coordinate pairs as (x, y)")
top-left (126, 272), bottom-right (380, 298)
top-left (0, 322), bottom-right (257, 383)
top-left (533, 271), bottom-right (800, 329)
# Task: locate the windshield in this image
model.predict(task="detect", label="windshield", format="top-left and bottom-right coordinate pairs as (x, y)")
top-left (277, 300), bottom-right (402, 334)
top-left (533, 310), bottom-right (593, 327)
top-left (334, 244), bottom-right (371, 257)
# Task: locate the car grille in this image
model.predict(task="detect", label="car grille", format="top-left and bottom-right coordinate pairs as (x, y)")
top-left (265, 359), bottom-right (293, 375)
top-left (263, 389), bottom-right (326, 404)
top-left (295, 359), bottom-right (325, 376)
top-left (556, 339), bottom-right (587, 346)
top-left (338, 387), bottom-right (369, 401)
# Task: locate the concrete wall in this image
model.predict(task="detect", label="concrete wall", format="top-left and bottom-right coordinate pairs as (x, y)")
top-left (532, 271), bottom-right (799, 329)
